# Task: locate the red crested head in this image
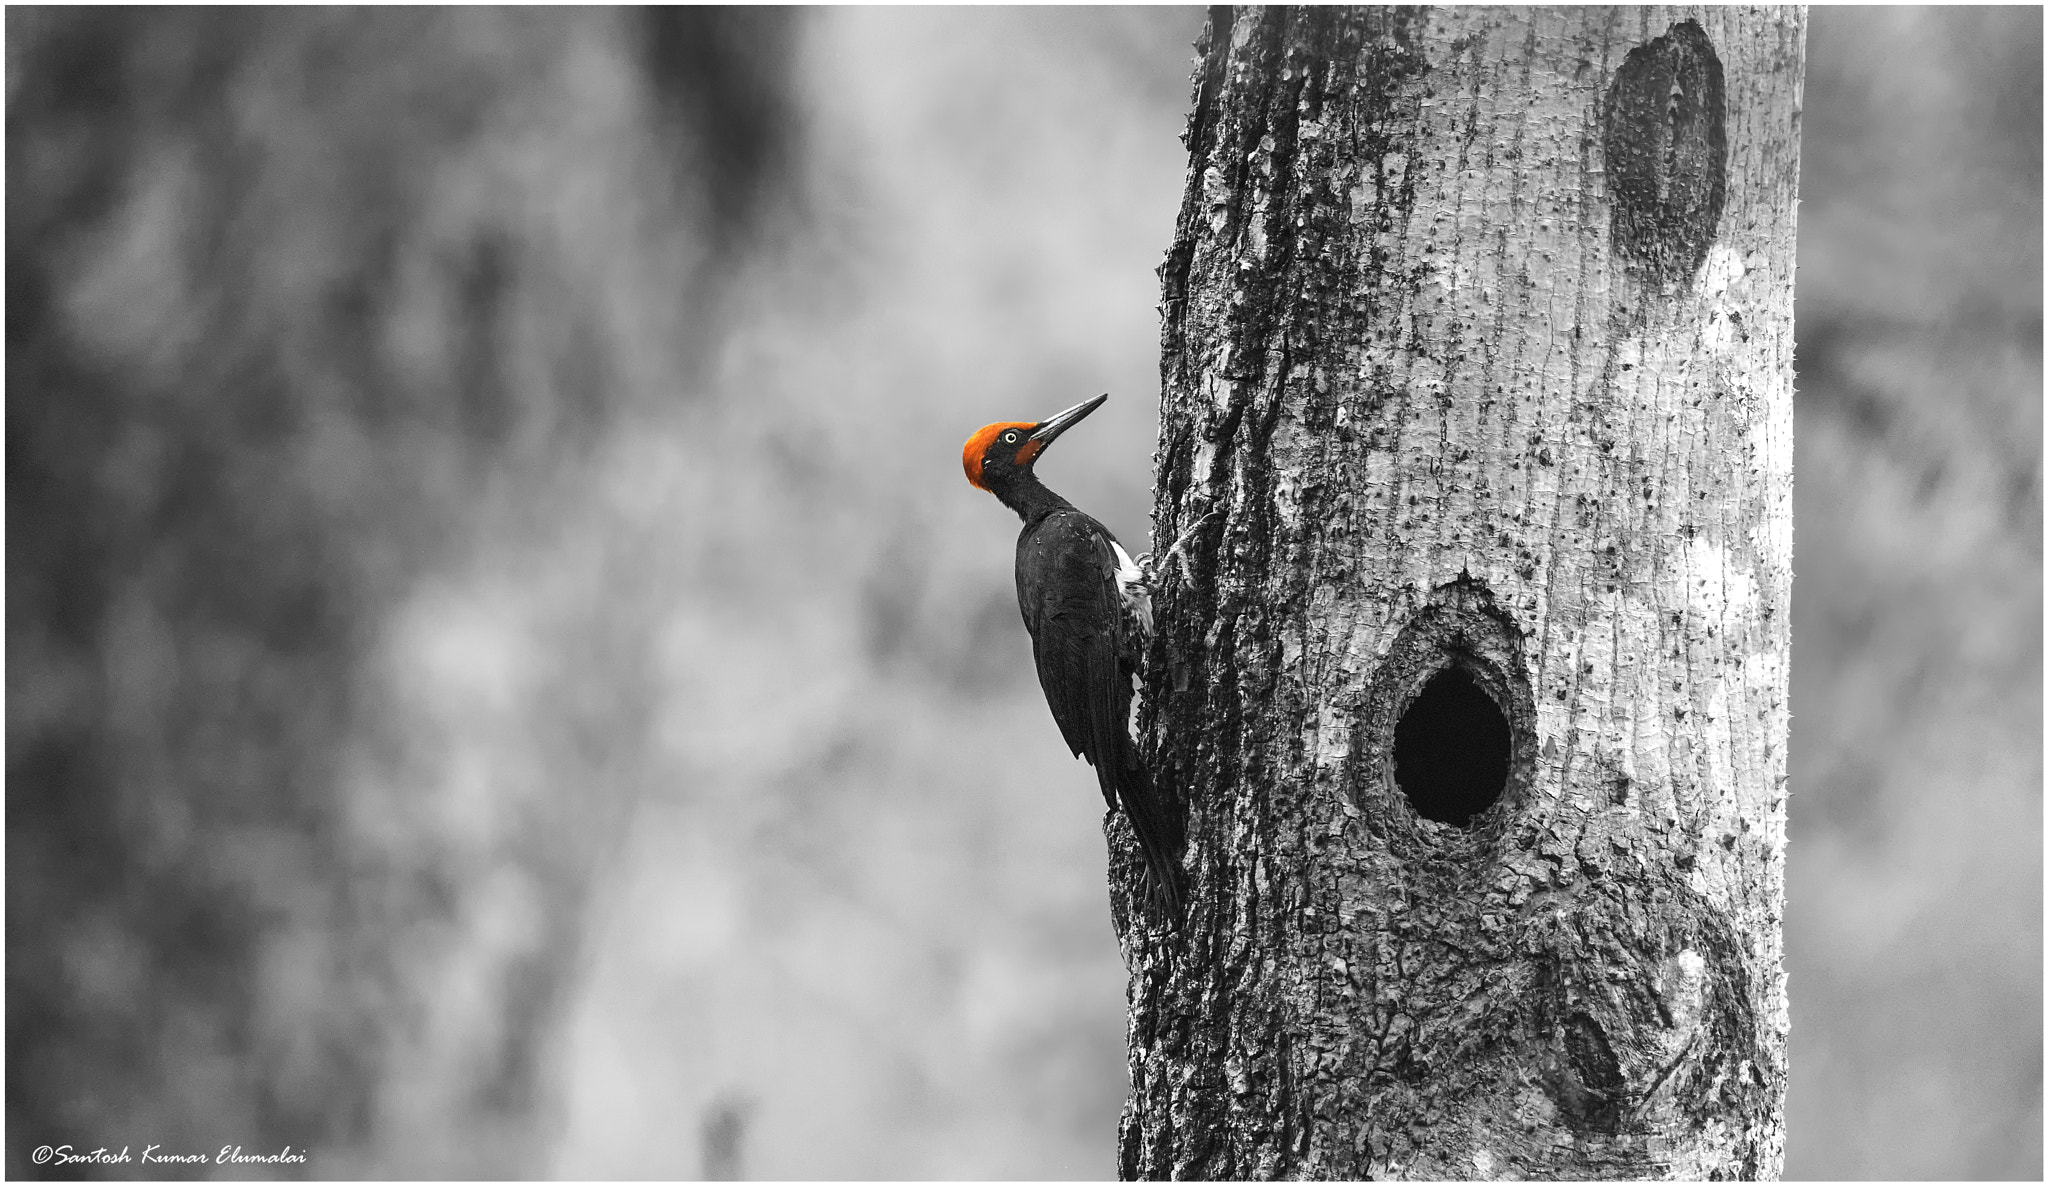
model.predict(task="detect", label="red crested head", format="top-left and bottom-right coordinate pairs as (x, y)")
top-left (962, 421), bottom-right (1040, 491)
top-left (962, 393), bottom-right (1108, 499)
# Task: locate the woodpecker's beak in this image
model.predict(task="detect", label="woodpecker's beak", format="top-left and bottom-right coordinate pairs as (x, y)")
top-left (1030, 393), bottom-right (1108, 445)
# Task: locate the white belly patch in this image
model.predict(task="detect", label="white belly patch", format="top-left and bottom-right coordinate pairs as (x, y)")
top-left (1111, 540), bottom-right (1153, 638)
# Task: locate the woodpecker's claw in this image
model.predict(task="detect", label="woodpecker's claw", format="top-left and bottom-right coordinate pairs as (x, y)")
top-left (1141, 510), bottom-right (1223, 590)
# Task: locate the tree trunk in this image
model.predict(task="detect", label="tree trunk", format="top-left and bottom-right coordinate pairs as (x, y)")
top-left (1113, 6), bottom-right (1801, 1178)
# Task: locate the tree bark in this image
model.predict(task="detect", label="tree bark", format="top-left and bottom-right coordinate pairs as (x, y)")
top-left (1113, 6), bottom-right (1801, 1178)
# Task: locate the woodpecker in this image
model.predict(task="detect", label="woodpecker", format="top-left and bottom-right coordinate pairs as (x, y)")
top-left (962, 393), bottom-right (1187, 916)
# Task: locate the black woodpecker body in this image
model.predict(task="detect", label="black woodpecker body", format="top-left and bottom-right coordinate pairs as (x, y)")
top-left (962, 394), bottom-right (1187, 916)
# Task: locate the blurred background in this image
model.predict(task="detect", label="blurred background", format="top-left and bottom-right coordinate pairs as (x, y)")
top-left (5, 6), bottom-right (2038, 1180)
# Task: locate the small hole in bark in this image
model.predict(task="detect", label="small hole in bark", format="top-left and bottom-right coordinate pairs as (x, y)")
top-left (1394, 667), bottom-right (1510, 826)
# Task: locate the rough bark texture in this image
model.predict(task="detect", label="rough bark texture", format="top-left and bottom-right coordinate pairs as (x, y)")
top-left (1111, 7), bottom-right (1801, 1179)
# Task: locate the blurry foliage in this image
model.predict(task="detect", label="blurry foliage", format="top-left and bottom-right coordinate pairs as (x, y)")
top-left (4, 5), bottom-right (2039, 1181)
top-left (1787, 7), bottom-right (2041, 1178)
top-left (7, 7), bottom-right (799, 1176)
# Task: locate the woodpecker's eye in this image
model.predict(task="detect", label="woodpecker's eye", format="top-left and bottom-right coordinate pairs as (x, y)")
top-left (1002, 430), bottom-right (1019, 445)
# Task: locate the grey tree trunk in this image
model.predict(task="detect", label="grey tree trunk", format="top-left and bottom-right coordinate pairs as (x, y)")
top-left (1111, 7), bottom-right (1802, 1178)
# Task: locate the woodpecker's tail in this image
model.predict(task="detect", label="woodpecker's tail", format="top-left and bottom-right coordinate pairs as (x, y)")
top-left (1111, 742), bottom-right (1187, 919)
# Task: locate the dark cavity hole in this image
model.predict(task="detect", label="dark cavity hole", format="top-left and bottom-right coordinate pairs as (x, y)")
top-left (1394, 667), bottom-right (1511, 826)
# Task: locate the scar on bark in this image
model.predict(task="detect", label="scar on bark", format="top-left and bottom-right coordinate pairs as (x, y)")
top-left (1603, 19), bottom-right (1727, 287)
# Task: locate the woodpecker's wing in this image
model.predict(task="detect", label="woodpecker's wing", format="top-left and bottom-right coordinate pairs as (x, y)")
top-left (1016, 507), bottom-right (1187, 915)
top-left (1016, 509), bottom-right (1133, 787)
